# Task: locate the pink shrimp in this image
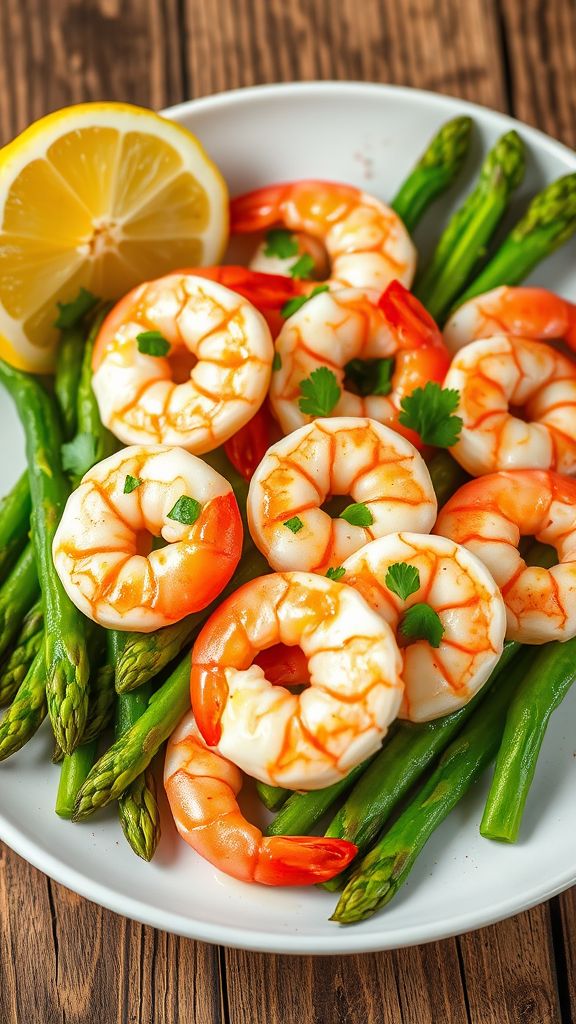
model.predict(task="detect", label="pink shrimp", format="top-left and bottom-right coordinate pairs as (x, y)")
top-left (443, 286), bottom-right (576, 354)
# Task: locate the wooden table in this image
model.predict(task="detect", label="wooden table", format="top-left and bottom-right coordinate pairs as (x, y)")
top-left (0, 1), bottom-right (575, 1021)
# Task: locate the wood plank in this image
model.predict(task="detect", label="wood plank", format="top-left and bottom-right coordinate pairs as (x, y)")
top-left (0, 845), bottom-right (224, 1024)
top-left (181, 0), bottom-right (506, 109)
top-left (499, 0), bottom-right (576, 148)
top-left (458, 905), bottom-right (562, 1024)
top-left (0, 0), bottom-right (184, 145)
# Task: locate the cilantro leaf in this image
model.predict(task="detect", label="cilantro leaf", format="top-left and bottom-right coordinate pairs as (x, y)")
top-left (298, 367), bottom-right (341, 417)
top-left (54, 287), bottom-right (99, 329)
top-left (289, 253), bottom-right (315, 280)
top-left (344, 357), bottom-right (394, 398)
top-left (264, 228), bottom-right (299, 259)
top-left (385, 562), bottom-right (421, 601)
top-left (339, 502), bottom-right (374, 528)
top-left (123, 475), bottom-right (142, 494)
top-left (61, 433), bottom-right (97, 478)
top-left (400, 603), bottom-right (444, 648)
top-left (326, 566), bottom-right (346, 581)
top-left (136, 331), bottom-right (171, 357)
top-left (284, 516), bottom-right (304, 534)
top-left (167, 495), bottom-right (201, 525)
top-left (398, 382), bottom-right (463, 448)
top-left (272, 352), bottom-right (282, 371)
top-left (281, 284), bottom-right (329, 319)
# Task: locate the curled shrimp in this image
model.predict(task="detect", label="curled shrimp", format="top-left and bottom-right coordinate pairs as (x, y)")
top-left (230, 180), bottom-right (416, 292)
top-left (443, 335), bottom-right (576, 476)
top-left (443, 286), bottom-right (576, 354)
top-left (164, 712), bottom-right (357, 886)
top-left (52, 445), bottom-right (242, 631)
top-left (191, 572), bottom-right (403, 790)
top-left (91, 271), bottom-right (273, 453)
top-left (270, 281), bottom-right (450, 443)
top-left (189, 264), bottom-right (301, 337)
top-left (342, 533), bottom-right (506, 722)
top-left (435, 470), bottom-right (576, 643)
top-left (247, 417), bottom-right (437, 574)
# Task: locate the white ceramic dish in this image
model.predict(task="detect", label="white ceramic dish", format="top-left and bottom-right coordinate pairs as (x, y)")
top-left (0, 82), bottom-right (575, 955)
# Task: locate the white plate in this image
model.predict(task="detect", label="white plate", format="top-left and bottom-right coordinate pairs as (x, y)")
top-left (1, 82), bottom-right (575, 955)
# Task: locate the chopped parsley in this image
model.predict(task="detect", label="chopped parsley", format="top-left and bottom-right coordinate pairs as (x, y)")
top-left (54, 287), bottom-right (99, 329)
top-left (263, 228), bottom-right (299, 259)
top-left (61, 433), bottom-right (97, 478)
top-left (289, 252), bottom-right (315, 280)
top-left (298, 366), bottom-right (341, 417)
top-left (283, 516), bottom-right (304, 534)
top-left (167, 495), bottom-right (201, 525)
top-left (339, 502), bottom-right (374, 528)
top-left (281, 284), bottom-right (329, 319)
top-left (400, 603), bottom-right (444, 648)
top-left (326, 566), bottom-right (346, 581)
top-left (123, 475), bottom-right (142, 494)
top-left (136, 330), bottom-right (171, 357)
top-left (385, 562), bottom-right (421, 601)
top-left (398, 382), bottom-right (462, 448)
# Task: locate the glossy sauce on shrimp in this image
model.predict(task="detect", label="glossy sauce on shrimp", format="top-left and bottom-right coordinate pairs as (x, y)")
top-left (444, 286), bottom-right (576, 353)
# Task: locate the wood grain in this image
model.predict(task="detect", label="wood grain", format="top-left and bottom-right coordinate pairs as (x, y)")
top-left (0, 0), bottom-right (575, 1022)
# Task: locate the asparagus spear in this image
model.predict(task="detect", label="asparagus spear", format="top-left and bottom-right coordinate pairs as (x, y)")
top-left (0, 649), bottom-right (47, 761)
top-left (116, 684), bottom-right (161, 861)
top-left (70, 304), bottom-right (116, 485)
top-left (415, 131), bottom-right (525, 321)
top-left (0, 600), bottom-right (43, 707)
top-left (332, 649), bottom-right (532, 924)
top-left (0, 543), bottom-right (39, 660)
top-left (453, 173), bottom-right (576, 309)
top-left (391, 117), bottom-right (473, 234)
top-left (0, 473), bottom-right (31, 584)
top-left (54, 325), bottom-right (86, 441)
top-left (55, 741), bottom-right (98, 818)
top-left (480, 637), bottom-right (576, 843)
top-left (73, 653), bottom-right (191, 820)
top-left (256, 781), bottom-right (291, 812)
top-left (267, 757), bottom-right (375, 838)
top-left (0, 359), bottom-right (89, 754)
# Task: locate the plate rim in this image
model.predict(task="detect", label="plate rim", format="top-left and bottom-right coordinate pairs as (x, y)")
top-left (1, 79), bottom-right (575, 955)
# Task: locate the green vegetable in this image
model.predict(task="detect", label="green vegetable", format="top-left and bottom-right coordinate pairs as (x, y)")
top-left (124, 474), bottom-right (141, 494)
top-left (0, 360), bottom-right (89, 754)
top-left (399, 382), bottom-right (462, 448)
top-left (54, 287), bottom-right (99, 330)
top-left (339, 502), bottom-right (373, 528)
top-left (426, 450), bottom-right (468, 506)
top-left (264, 228), bottom-right (298, 258)
top-left (54, 326), bottom-right (86, 440)
top-left (167, 495), bottom-right (201, 525)
top-left (0, 473), bottom-right (32, 584)
top-left (416, 130), bottom-right (525, 320)
top-left (272, 352), bottom-right (282, 371)
top-left (400, 602), bottom-right (444, 648)
top-left (116, 679), bottom-right (161, 862)
top-left (391, 116), bottom-right (473, 233)
top-left (73, 305), bottom-right (117, 483)
top-left (289, 253), bottom-right (315, 280)
top-left (256, 781), bottom-right (291, 812)
top-left (267, 757), bottom-right (375, 838)
top-left (0, 599), bottom-right (43, 707)
top-left (326, 566), bottom-right (346, 581)
top-left (331, 648), bottom-right (530, 922)
top-left (384, 563), bottom-right (420, 601)
top-left (322, 641), bottom-right (520, 891)
top-left (284, 516), bottom-right (304, 534)
top-left (344, 358), bottom-right (394, 398)
top-left (0, 649), bottom-right (47, 761)
top-left (61, 432), bottom-right (97, 479)
top-left (0, 543), bottom-right (39, 660)
top-left (453, 173), bottom-right (576, 310)
top-left (136, 330), bottom-right (171, 356)
top-left (282, 284), bottom-right (329, 319)
top-left (480, 637), bottom-right (576, 843)
top-left (55, 741), bottom-right (98, 819)
top-left (298, 367), bottom-right (341, 417)
top-left (73, 653), bottom-right (192, 820)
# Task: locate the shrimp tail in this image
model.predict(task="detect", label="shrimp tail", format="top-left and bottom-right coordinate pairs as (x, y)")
top-left (190, 664), bottom-right (228, 746)
top-left (255, 836), bottom-right (358, 886)
top-left (231, 184), bottom-right (291, 232)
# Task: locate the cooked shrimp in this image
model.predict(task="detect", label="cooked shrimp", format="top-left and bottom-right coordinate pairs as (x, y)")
top-left (270, 281), bottom-right (450, 443)
top-left (91, 271), bottom-right (274, 453)
top-left (248, 232), bottom-right (329, 281)
top-left (443, 335), bottom-right (576, 476)
top-left (247, 417), bottom-right (437, 574)
top-left (342, 533), bottom-right (506, 722)
top-left (164, 712), bottom-right (357, 886)
top-left (191, 571), bottom-right (403, 790)
top-left (231, 180), bottom-right (416, 292)
top-left (435, 470), bottom-right (576, 643)
top-left (52, 445), bottom-right (242, 631)
top-left (444, 286), bottom-right (576, 353)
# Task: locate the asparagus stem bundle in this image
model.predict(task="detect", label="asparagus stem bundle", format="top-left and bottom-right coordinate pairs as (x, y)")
top-left (453, 172), bottom-right (576, 309)
top-left (0, 359), bottom-right (89, 754)
top-left (73, 654), bottom-right (191, 820)
top-left (54, 324), bottom-right (86, 441)
top-left (0, 543), bottom-right (39, 660)
top-left (416, 131), bottom-right (525, 321)
top-left (0, 473), bottom-right (31, 584)
top-left (116, 684), bottom-right (161, 862)
top-left (0, 599), bottom-right (43, 707)
top-left (332, 649), bottom-right (532, 924)
top-left (480, 637), bottom-right (576, 843)
top-left (391, 117), bottom-right (473, 233)
top-left (0, 649), bottom-right (47, 761)
top-left (266, 757), bottom-right (375, 838)
top-left (71, 304), bottom-right (116, 485)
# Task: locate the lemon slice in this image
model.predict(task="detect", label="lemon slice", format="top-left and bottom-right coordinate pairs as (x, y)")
top-left (0, 102), bottom-right (229, 371)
